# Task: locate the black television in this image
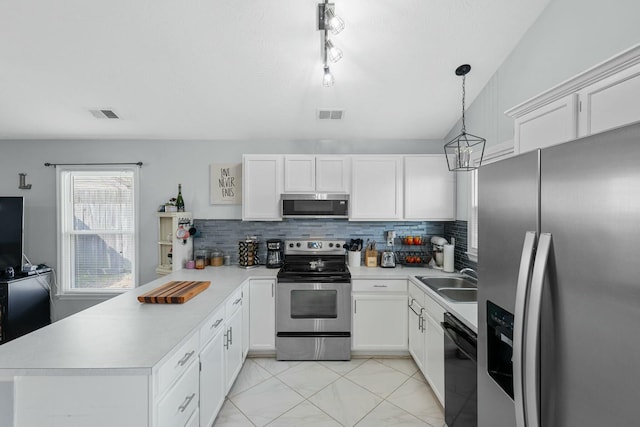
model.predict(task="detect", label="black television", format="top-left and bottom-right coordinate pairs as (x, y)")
top-left (0, 196), bottom-right (24, 272)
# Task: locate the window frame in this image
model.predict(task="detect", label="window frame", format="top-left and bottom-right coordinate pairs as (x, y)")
top-left (467, 141), bottom-right (514, 263)
top-left (56, 165), bottom-right (140, 298)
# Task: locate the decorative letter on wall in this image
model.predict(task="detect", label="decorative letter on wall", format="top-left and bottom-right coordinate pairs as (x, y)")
top-left (210, 163), bottom-right (242, 205)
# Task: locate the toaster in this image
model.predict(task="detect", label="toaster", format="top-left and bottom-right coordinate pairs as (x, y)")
top-left (380, 250), bottom-right (396, 268)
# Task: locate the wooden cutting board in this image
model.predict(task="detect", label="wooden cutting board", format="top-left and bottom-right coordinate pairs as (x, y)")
top-left (137, 280), bottom-right (211, 304)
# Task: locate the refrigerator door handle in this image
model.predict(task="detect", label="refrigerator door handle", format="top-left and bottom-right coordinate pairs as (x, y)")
top-left (524, 233), bottom-right (552, 427)
top-left (513, 231), bottom-right (537, 427)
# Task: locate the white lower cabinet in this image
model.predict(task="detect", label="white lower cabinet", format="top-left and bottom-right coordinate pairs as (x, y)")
top-left (157, 361), bottom-right (199, 427)
top-left (408, 292), bottom-right (425, 373)
top-left (224, 290), bottom-right (244, 393)
top-left (351, 279), bottom-right (408, 353)
top-left (186, 410), bottom-right (200, 427)
top-left (249, 279), bottom-right (276, 352)
top-left (199, 311), bottom-right (226, 427)
top-left (242, 281), bottom-right (250, 358)
top-left (424, 310), bottom-right (445, 405)
top-left (408, 282), bottom-right (445, 406)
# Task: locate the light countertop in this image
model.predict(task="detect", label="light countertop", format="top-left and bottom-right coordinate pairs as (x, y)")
top-left (0, 264), bottom-right (476, 376)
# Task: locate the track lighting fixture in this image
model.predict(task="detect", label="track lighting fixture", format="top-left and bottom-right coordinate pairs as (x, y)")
top-left (317, 1), bottom-right (344, 86)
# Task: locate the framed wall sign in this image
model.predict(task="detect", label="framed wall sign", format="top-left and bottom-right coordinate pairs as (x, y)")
top-left (210, 163), bottom-right (242, 204)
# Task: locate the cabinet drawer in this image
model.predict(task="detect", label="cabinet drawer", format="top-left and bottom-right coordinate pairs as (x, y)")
top-left (158, 361), bottom-right (199, 427)
top-left (226, 288), bottom-right (244, 318)
top-left (157, 332), bottom-right (199, 396)
top-left (423, 292), bottom-right (445, 322)
top-left (200, 306), bottom-right (225, 348)
top-left (352, 279), bottom-right (407, 293)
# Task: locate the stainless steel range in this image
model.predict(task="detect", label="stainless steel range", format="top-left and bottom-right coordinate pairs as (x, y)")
top-left (275, 239), bottom-right (351, 361)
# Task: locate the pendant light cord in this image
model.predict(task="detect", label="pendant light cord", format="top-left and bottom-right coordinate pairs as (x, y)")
top-left (461, 74), bottom-right (466, 134)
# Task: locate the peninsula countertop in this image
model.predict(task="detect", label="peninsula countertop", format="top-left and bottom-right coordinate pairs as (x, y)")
top-left (0, 264), bottom-right (476, 376)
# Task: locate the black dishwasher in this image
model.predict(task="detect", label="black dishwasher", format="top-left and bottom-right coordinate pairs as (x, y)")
top-left (442, 312), bottom-right (477, 427)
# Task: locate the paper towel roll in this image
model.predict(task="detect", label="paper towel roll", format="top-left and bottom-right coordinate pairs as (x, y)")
top-left (443, 244), bottom-right (455, 273)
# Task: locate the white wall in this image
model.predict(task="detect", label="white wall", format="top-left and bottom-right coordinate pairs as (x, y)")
top-left (448, 0), bottom-right (640, 220)
top-left (1, 138), bottom-right (443, 319)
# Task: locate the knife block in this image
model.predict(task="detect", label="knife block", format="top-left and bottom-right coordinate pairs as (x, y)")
top-left (365, 249), bottom-right (378, 267)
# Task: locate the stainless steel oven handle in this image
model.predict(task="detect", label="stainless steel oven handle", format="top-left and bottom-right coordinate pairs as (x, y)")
top-left (524, 233), bottom-right (551, 427)
top-left (514, 231), bottom-right (537, 427)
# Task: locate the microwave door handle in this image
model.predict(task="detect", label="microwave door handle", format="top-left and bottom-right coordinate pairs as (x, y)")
top-left (523, 233), bottom-right (552, 427)
top-left (513, 231), bottom-right (537, 427)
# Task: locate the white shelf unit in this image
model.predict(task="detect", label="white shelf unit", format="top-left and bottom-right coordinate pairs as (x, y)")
top-left (156, 212), bottom-right (193, 276)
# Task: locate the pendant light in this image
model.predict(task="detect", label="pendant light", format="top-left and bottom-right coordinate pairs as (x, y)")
top-left (444, 64), bottom-right (486, 171)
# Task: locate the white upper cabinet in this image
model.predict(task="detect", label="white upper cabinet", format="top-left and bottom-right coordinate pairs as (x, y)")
top-left (350, 155), bottom-right (403, 220)
top-left (316, 156), bottom-right (351, 193)
top-left (513, 94), bottom-right (578, 153)
top-left (283, 155), bottom-right (315, 192)
top-left (242, 155), bottom-right (283, 221)
top-left (283, 155), bottom-right (350, 193)
top-left (577, 61), bottom-right (640, 137)
top-left (507, 45), bottom-right (640, 154)
top-left (404, 155), bottom-right (455, 220)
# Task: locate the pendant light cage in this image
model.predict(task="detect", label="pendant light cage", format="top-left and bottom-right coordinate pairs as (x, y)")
top-left (444, 64), bottom-right (486, 171)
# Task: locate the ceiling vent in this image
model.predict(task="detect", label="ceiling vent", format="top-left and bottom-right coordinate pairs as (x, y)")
top-left (89, 109), bottom-right (120, 119)
top-left (317, 109), bottom-right (344, 120)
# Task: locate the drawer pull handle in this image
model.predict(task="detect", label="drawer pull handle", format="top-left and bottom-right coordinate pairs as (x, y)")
top-left (178, 393), bottom-right (196, 413)
top-left (228, 326), bottom-right (233, 345)
top-left (178, 350), bottom-right (195, 367)
top-left (211, 318), bottom-right (223, 329)
top-left (224, 331), bottom-right (229, 349)
top-left (373, 284), bottom-right (388, 288)
top-left (233, 297), bottom-right (242, 305)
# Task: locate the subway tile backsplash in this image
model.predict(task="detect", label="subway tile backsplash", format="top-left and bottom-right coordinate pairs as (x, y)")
top-left (193, 219), bottom-right (447, 265)
top-left (193, 218), bottom-right (476, 272)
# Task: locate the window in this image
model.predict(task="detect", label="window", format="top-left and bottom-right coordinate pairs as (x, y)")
top-left (467, 142), bottom-right (514, 262)
top-left (57, 167), bottom-right (138, 295)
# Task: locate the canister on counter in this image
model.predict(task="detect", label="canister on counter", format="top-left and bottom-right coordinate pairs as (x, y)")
top-left (195, 249), bottom-right (208, 269)
top-left (210, 250), bottom-right (224, 267)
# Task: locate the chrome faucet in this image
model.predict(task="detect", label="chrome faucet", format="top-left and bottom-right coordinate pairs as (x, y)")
top-left (459, 268), bottom-right (478, 280)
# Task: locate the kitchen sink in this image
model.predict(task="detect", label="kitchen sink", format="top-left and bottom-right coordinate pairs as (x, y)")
top-left (437, 288), bottom-right (477, 303)
top-left (415, 276), bottom-right (477, 293)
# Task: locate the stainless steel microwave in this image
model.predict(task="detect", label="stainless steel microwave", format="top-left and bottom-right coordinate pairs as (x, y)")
top-left (281, 193), bottom-right (349, 219)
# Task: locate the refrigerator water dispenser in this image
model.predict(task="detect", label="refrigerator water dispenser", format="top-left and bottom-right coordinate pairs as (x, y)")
top-left (487, 300), bottom-right (515, 399)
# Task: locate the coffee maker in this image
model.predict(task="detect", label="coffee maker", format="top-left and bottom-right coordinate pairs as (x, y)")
top-left (266, 239), bottom-right (284, 269)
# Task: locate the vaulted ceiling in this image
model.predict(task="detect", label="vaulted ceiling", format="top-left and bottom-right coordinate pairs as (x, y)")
top-left (0, 0), bottom-right (550, 140)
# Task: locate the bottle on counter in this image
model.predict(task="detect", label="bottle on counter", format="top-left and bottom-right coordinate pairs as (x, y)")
top-left (176, 184), bottom-right (185, 212)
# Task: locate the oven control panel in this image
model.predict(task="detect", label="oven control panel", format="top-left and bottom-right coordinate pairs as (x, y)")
top-left (284, 240), bottom-right (347, 254)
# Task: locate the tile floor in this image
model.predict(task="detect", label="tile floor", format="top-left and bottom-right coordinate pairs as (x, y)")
top-left (212, 357), bottom-right (444, 427)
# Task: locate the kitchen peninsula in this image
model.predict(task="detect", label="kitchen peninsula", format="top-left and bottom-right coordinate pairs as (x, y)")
top-left (0, 265), bottom-right (475, 427)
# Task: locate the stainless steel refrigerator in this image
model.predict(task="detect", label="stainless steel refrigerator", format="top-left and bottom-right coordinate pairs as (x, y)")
top-left (477, 122), bottom-right (640, 427)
